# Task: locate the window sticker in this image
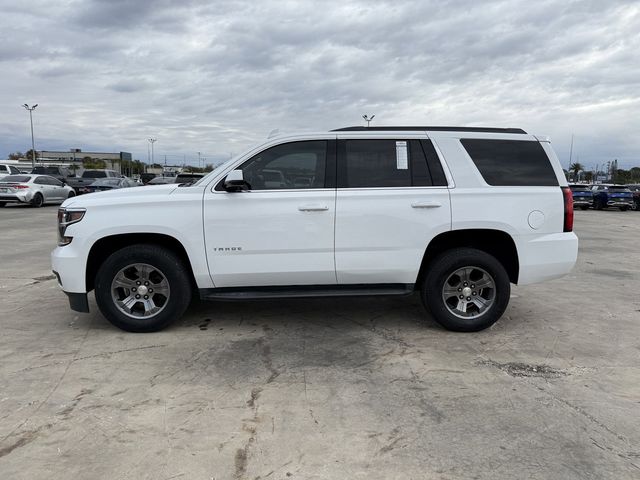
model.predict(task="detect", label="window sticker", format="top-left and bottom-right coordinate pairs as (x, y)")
top-left (396, 141), bottom-right (408, 170)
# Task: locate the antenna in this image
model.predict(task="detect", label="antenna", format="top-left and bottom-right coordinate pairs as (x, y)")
top-left (362, 114), bottom-right (375, 127)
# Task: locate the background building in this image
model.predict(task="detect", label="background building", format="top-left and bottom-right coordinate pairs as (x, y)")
top-left (17, 149), bottom-right (132, 173)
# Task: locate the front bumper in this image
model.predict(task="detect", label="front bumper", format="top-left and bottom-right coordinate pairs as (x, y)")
top-left (606, 200), bottom-right (633, 207)
top-left (65, 291), bottom-right (90, 313)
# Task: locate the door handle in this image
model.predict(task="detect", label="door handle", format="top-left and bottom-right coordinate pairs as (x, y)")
top-left (411, 201), bottom-right (442, 208)
top-left (298, 204), bottom-right (329, 212)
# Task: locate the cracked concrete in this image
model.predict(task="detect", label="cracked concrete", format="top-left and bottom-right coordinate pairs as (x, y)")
top-left (1, 205), bottom-right (639, 479)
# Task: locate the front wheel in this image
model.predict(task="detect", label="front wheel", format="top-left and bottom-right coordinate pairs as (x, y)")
top-left (421, 248), bottom-right (511, 332)
top-left (67, 191), bottom-right (76, 199)
top-left (0, 202), bottom-right (5, 208)
top-left (95, 244), bottom-right (192, 332)
top-left (580, 205), bottom-right (589, 210)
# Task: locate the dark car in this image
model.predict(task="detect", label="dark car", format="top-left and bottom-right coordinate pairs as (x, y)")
top-left (78, 177), bottom-right (138, 194)
top-left (591, 185), bottom-right (634, 211)
top-left (139, 173), bottom-right (157, 185)
top-left (627, 184), bottom-right (640, 211)
top-left (569, 184), bottom-right (593, 210)
top-left (175, 173), bottom-right (204, 185)
top-left (30, 166), bottom-right (75, 182)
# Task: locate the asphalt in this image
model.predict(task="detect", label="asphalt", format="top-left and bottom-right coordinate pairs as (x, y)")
top-left (1, 203), bottom-right (639, 480)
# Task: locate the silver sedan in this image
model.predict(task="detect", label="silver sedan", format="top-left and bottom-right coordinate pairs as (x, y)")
top-left (0, 174), bottom-right (76, 208)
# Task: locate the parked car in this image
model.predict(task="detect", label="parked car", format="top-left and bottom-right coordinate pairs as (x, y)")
top-left (139, 173), bottom-right (157, 185)
top-left (147, 176), bottom-right (175, 185)
top-left (53, 125), bottom-right (578, 333)
top-left (0, 164), bottom-right (22, 181)
top-left (30, 166), bottom-right (75, 183)
top-left (568, 184), bottom-right (593, 210)
top-left (175, 173), bottom-right (205, 185)
top-left (591, 185), bottom-right (634, 211)
top-left (0, 174), bottom-right (75, 207)
top-left (78, 177), bottom-right (139, 194)
top-left (627, 184), bottom-right (640, 210)
top-left (66, 169), bottom-right (121, 194)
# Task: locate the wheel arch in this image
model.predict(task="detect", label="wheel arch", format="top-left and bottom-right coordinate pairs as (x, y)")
top-left (86, 233), bottom-right (197, 292)
top-left (416, 229), bottom-right (519, 286)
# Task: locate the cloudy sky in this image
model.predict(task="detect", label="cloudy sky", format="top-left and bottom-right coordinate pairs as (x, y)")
top-left (1, 0), bottom-right (639, 169)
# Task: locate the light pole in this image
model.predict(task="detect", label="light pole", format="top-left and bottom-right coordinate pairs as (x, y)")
top-left (198, 151), bottom-right (201, 170)
top-left (148, 138), bottom-right (157, 166)
top-left (22, 103), bottom-right (38, 168)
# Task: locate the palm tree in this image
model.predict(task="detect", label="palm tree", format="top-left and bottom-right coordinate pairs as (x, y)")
top-left (569, 162), bottom-right (584, 182)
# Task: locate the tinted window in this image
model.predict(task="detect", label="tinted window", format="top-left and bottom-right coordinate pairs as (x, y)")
top-left (338, 139), bottom-right (443, 188)
top-left (1, 175), bottom-right (30, 183)
top-left (34, 176), bottom-right (49, 185)
top-left (569, 185), bottom-right (590, 192)
top-left (237, 141), bottom-right (327, 190)
top-left (461, 139), bottom-right (558, 186)
top-left (10, 166), bottom-right (20, 174)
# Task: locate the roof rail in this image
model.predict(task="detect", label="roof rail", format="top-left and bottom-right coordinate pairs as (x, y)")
top-left (332, 126), bottom-right (527, 134)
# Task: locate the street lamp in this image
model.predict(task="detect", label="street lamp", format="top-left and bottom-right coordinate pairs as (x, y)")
top-left (148, 138), bottom-right (157, 165)
top-left (22, 103), bottom-right (38, 168)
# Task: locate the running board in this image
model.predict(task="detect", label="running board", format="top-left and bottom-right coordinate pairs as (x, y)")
top-left (199, 284), bottom-right (415, 301)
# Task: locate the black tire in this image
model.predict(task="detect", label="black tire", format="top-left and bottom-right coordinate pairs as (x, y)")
top-left (619, 206), bottom-right (628, 211)
top-left (94, 244), bottom-right (192, 332)
top-left (580, 205), bottom-right (589, 210)
top-left (67, 191), bottom-right (76, 199)
top-left (594, 200), bottom-right (603, 210)
top-left (31, 193), bottom-right (44, 208)
top-left (421, 248), bottom-right (511, 332)
top-left (0, 202), bottom-right (5, 208)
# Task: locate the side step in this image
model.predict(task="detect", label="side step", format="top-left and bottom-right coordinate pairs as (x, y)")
top-left (199, 283), bottom-right (415, 301)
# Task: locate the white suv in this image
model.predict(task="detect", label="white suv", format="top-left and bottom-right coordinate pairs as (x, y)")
top-left (52, 126), bottom-right (578, 332)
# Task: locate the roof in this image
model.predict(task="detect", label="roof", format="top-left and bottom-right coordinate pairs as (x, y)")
top-left (331, 126), bottom-right (527, 134)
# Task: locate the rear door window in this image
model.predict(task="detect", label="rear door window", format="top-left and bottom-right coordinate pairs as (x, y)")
top-left (461, 139), bottom-right (558, 186)
top-left (337, 139), bottom-right (445, 188)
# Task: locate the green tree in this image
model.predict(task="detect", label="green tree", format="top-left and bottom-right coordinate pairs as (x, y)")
top-left (8, 151), bottom-right (24, 160)
top-left (25, 149), bottom-right (39, 161)
top-left (569, 162), bottom-right (584, 182)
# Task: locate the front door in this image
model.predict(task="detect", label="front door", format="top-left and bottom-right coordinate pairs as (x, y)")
top-left (203, 139), bottom-right (337, 287)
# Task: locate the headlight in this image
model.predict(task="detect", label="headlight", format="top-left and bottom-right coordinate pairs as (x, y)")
top-left (57, 207), bottom-right (86, 246)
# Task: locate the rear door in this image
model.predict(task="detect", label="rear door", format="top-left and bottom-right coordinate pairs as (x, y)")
top-left (334, 136), bottom-right (451, 285)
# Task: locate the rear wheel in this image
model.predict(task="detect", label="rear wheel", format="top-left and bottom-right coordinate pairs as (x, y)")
top-left (422, 248), bottom-right (511, 332)
top-left (580, 205), bottom-right (589, 210)
top-left (619, 206), bottom-right (628, 211)
top-left (31, 193), bottom-right (44, 208)
top-left (95, 244), bottom-right (192, 332)
top-left (0, 202), bottom-right (5, 208)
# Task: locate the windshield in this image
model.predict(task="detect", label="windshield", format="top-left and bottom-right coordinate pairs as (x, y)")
top-left (0, 175), bottom-right (31, 183)
top-left (83, 170), bottom-right (108, 178)
top-left (569, 185), bottom-right (590, 192)
top-left (609, 186), bottom-right (630, 191)
top-left (91, 178), bottom-right (121, 186)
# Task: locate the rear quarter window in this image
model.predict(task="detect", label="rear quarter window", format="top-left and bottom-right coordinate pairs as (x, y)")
top-left (461, 139), bottom-right (558, 186)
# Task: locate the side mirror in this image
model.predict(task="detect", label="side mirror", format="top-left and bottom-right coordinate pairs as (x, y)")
top-left (224, 169), bottom-right (251, 192)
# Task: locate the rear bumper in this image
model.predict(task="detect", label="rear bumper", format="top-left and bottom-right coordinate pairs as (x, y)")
top-left (0, 194), bottom-right (30, 203)
top-left (606, 200), bottom-right (633, 207)
top-left (516, 232), bottom-right (578, 285)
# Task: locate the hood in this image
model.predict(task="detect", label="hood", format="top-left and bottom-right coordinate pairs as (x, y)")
top-left (63, 184), bottom-right (179, 208)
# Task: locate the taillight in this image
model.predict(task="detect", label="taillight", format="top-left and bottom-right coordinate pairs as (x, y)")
top-left (6, 184), bottom-right (29, 189)
top-left (561, 187), bottom-right (573, 232)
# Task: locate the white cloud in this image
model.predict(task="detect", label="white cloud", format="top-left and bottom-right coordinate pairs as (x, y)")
top-left (1, 0), bottom-right (638, 168)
